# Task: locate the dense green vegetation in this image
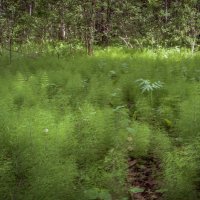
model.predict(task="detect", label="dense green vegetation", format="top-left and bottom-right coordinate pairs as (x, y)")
top-left (0, 48), bottom-right (200, 200)
top-left (1, 0), bottom-right (200, 54)
top-left (1, 1), bottom-right (200, 199)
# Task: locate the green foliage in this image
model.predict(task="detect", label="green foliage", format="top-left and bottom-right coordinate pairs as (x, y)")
top-left (0, 156), bottom-right (15, 200)
top-left (163, 149), bottom-right (199, 200)
top-left (150, 130), bottom-right (172, 161)
top-left (136, 79), bottom-right (164, 94)
top-left (84, 188), bottom-right (112, 200)
top-left (129, 187), bottom-right (144, 193)
top-left (127, 122), bottom-right (152, 158)
top-left (0, 48), bottom-right (200, 199)
top-left (1, 0), bottom-right (200, 55)
top-left (177, 94), bottom-right (200, 141)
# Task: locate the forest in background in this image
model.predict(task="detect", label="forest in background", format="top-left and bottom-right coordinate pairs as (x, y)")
top-left (0, 0), bottom-right (200, 55)
top-left (1, 1), bottom-right (200, 200)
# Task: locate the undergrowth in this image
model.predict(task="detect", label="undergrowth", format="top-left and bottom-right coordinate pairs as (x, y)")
top-left (0, 48), bottom-right (200, 200)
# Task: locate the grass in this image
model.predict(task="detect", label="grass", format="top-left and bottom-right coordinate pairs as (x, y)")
top-left (0, 47), bottom-right (200, 200)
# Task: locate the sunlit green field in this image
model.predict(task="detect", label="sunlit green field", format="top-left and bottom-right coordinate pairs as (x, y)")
top-left (0, 48), bottom-right (200, 200)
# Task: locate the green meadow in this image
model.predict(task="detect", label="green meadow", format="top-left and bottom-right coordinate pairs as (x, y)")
top-left (0, 48), bottom-right (200, 200)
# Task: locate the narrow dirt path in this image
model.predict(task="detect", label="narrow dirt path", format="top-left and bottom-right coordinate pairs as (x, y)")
top-left (127, 157), bottom-right (163, 200)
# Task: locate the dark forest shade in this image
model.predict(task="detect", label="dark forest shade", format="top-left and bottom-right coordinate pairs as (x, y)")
top-left (0, 0), bottom-right (200, 54)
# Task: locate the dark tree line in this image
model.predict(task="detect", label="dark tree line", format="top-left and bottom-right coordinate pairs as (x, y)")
top-left (0, 0), bottom-right (200, 54)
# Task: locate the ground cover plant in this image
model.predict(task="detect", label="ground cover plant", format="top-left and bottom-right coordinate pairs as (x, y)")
top-left (0, 48), bottom-right (200, 200)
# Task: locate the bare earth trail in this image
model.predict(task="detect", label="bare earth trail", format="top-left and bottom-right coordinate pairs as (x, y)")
top-left (128, 157), bottom-right (163, 200)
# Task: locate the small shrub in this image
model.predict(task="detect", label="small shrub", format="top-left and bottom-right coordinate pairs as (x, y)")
top-left (126, 121), bottom-right (152, 158)
top-left (177, 95), bottom-right (200, 141)
top-left (163, 149), bottom-right (198, 200)
top-left (150, 130), bottom-right (172, 161)
top-left (0, 156), bottom-right (15, 200)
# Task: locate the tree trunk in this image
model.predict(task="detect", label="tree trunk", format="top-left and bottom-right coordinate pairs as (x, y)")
top-left (82, 0), bottom-right (96, 55)
top-left (58, 20), bottom-right (66, 41)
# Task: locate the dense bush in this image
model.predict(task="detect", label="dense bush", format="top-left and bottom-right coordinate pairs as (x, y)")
top-left (0, 48), bottom-right (200, 199)
top-left (163, 149), bottom-right (198, 200)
